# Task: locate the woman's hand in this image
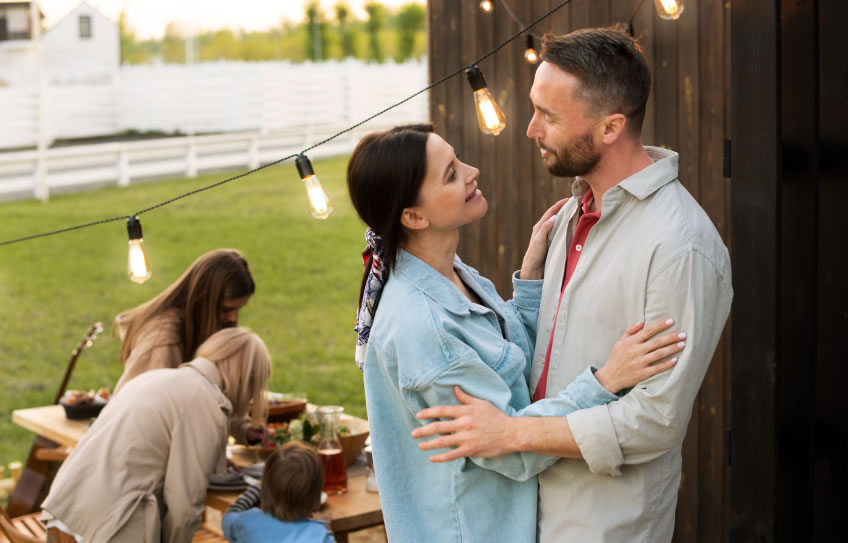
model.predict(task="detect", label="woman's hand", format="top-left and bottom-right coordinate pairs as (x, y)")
top-left (520, 198), bottom-right (568, 280)
top-left (594, 318), bottom-right (686, 394)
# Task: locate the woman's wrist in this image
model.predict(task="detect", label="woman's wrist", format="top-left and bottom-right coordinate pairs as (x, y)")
top-left (593, 366), bottom-right (619, 394)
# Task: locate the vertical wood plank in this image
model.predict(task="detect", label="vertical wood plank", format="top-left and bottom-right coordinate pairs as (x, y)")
top-left (695, 1), bottom-right (729, 540)
top-left (633, 0), bottom-right (657, 146)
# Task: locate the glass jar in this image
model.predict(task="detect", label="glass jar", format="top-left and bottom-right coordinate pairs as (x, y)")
top-left (316, 405), bottom-right (347, 494)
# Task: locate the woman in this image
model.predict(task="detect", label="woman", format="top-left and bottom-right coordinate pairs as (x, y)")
top-left (348, 124), bottom-right (685, 542)
top-left (113, 248), bottom-right (255, 395)
top-left (41, 327), bottom-right (271, 543)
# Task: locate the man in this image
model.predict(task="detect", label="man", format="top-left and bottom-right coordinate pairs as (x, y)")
top-left (412, 27), bottom-right (732, 542)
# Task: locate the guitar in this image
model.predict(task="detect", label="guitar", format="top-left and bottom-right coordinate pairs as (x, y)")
top-left (6, 322), bottom-right (103, 517)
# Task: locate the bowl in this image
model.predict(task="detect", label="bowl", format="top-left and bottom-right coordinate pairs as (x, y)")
top-left (60, 399), bottom-right (106, 420)
top-left (338, 414), bottom-right (370, 466)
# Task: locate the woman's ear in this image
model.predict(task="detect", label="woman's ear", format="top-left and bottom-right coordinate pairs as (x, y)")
top-left (401, 207), bottom-right (429, 230)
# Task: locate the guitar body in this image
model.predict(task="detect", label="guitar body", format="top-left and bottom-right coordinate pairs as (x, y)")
top-left (6, 435), bottom-right (61, 517)
top-left (7, 322), bottom-right (102, 516)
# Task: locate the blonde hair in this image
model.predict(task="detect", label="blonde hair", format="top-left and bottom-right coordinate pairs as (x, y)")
top-left (261, 442), bottom-right (324, 521)
top-left (115, 248), bottom-right (255, 364)
top-left (195, 327), bottom-right (270, 426)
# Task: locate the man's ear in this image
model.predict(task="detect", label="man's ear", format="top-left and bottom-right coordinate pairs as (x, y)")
top-left (401, 207), bottom-right (429, 230)
top-left (600, 113), bottom-right (627, 144)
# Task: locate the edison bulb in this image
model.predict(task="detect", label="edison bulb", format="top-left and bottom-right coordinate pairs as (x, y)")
top-left (303, 175), bottom-right (333, 219)
top-left (295, 154), bottom-right (333, 220)
top-left (654, 0), bottom-right (684, 20)
top-left (479, 0), bottom-right (493, 13)
top-left (128, 239), bottom-right (152, 284)
top-left (466, 66), bottom-right (506, 136)
top-left (524, 35), bottom-right (538, 64)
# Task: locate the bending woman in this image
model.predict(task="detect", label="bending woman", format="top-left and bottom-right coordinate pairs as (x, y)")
top-left (348, 124), bottom-right (685, 542)
top-left (42, 327), bottom-right (271, 543)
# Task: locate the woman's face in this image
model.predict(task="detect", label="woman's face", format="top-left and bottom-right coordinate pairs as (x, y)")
top-left (409, 133), bottom-right (488, 232)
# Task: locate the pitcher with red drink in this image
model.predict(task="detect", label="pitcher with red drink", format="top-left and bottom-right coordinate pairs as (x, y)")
top-left (317, 405), bottom-right (347, 494)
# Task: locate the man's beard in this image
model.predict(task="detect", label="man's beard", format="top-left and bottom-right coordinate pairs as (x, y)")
top-left (539, 131), bottom-right (600, 178)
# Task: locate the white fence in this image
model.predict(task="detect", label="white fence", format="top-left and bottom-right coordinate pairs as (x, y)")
top-left (0, 60), bottom-right (430, 200)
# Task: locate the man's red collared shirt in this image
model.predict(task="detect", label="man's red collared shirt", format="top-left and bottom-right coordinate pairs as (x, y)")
top-left (533, 189), bottom-right (601, 402)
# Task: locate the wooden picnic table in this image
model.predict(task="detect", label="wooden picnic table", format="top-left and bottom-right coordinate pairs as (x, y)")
top-left (11, 404), bottom-right (384, 542)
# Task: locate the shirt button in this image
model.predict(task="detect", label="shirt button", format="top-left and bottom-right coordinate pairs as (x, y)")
top-left (576, 244), bottom-right (583, 252)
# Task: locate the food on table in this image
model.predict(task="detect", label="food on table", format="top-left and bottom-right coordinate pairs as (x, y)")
top-left (62, 389), bottom-right (109, 406)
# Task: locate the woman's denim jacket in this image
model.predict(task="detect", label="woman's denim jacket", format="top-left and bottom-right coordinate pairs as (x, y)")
top-left (363, 250), bottom-right (617, 542)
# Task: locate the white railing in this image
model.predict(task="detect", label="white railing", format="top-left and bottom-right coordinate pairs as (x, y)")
top-left (0, 123), bottom-right (415, 201)
top-left (0, 60), bottom-right (430, 200)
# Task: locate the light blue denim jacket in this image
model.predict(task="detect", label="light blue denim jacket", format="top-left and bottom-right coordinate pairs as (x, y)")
top-left (363, 250), bottom-right (618, 542)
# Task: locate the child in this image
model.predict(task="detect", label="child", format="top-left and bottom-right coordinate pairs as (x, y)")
top-left (222, 442), bottom-right (335, 543)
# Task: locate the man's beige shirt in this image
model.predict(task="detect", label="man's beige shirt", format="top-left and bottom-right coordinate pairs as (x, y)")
top-left (532, 147), bottom-right (733, 542)
top-left (42, 358), bottom-right (231, 543)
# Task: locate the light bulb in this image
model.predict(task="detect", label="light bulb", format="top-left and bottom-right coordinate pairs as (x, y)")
top-left (479, 0), bottom-right (493, 14)
top-left (654, 0), bottom-right (684, 20)
top-left (126, 216), bottom-right (151, 284)
top-left (296, 154), bottom-right (333, 220)
top-left (524, 35), bottom-right (539, 64)
top-left (466, 66), bottom-right (506, 136)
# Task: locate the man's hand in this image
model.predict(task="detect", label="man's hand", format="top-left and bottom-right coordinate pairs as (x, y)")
top-left (411, 386), bottom-right (515, 462)
top-left (245, 424), bottom-right (267, 445)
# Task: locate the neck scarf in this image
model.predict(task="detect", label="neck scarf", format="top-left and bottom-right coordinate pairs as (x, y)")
top-left (354, 229), bottom-right (388, 370)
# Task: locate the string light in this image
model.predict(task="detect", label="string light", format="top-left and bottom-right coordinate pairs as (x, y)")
top-left (524, 35), bottom-right (539, 64)
top-left (295, 154), bottom-right (333, 220)
top-left (466, 66), bottom-right (507, 136)
top-left (654, 0), bottom-right (684, 20)
top-left (2, 0), bottom-right (584, 251)
top-left (479, 1), bottom-right (493, 14)
top-left (126, 216), bottom-right (151, 284)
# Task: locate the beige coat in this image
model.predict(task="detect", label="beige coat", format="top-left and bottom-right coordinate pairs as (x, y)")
top-left (532, 148), bottom-right (733, 542)
top-left (113, 310), bottom-right (250, 442)
top-left (42, 358), bottom-right (232, 543)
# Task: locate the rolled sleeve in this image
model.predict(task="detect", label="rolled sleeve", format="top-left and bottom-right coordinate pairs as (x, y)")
top-left (567, 248), bottom-right (732, 475)
top-left (508, 271), bottom-right (544, 342)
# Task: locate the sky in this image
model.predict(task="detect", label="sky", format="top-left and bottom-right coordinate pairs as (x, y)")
top-left (38, 0), bottom-right (425, 39)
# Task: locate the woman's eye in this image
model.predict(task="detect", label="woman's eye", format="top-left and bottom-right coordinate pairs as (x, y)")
top-left (448, 168), bottom-right (457, 181)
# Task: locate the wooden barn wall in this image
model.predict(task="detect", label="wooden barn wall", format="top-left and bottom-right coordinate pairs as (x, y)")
top-left (427, 1), bottom-right (731, 541)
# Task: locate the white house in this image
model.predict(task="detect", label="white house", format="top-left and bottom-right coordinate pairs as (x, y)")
top-left (42, 0), bottom-right (118, 83)
top-left (0, 0), bottom-right (40, 84)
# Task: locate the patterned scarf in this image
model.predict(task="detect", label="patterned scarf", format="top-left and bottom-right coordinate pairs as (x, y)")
top-left (354, 229), bottom-right (388, 370)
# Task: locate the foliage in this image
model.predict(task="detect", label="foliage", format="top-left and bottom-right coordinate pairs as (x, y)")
top-left (395, 3), bottom-right (426, 62)
top-left (364, 2), bottom-right (386, 63)
top-left (116, 1), bottom-right (426, 65)
top-left (304, 1), bottom-right (330, 61)
top-left (0, 155), bottom-right (368, 472)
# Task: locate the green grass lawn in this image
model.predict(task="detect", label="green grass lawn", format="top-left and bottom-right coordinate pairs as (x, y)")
top-left (0, 154), bottom-right (368, 471)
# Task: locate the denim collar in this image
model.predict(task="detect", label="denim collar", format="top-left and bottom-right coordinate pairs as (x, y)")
top-left (570, 146), bottom-right (679, 211)
top-left (394, 249), bottom-right (499, 317)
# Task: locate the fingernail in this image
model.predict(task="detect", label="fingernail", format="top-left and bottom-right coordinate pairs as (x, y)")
top-left (548, 214), bottom-right (557, 222)
top-left (634, 321), bottom-right (643, 327)
top-left (670, 357), bottom-right (678, 363)
top-left (678, 332), bottom-right (687, 339)
top-left (665, 319), bottom-right (674, 325)
top-left (677, 341), bottom-right (686, 348)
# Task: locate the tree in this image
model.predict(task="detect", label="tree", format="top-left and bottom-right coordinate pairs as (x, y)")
top-left (395, 3), bottom-right (425, 62)
top-left (305, 1), bottom-right (330, 61)
top-left (162, 22), bottom-right (185, 63)
top-left (364, 2), bottom-right (385, 63)
top-left (335, 2), bottom-right (355, 59)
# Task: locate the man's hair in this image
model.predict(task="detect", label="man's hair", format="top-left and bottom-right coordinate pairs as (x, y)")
top-left (541, 26), bottom-right (651, 136)
top-left (261, 442), bottom-right (324, 522)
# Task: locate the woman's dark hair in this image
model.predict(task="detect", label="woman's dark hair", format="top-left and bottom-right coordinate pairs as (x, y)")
top-left (347, 123), bottom-right (434, 304)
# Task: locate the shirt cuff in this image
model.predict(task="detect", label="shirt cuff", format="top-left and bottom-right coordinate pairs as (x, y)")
top-left (511, 270), bottom-right (543, 309)
top-left (567, 403), bottom-right (624, 476)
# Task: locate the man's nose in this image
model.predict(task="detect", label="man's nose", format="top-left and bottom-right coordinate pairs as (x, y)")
top-left (527, 114), bottom-right (541, 139)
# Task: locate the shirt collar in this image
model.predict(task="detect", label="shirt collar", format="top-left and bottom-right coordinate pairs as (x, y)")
top-left (182, 357), bottom-right (224, 388)
top-left (394, 249), bottom-right (474, 316)
top-left (570, 146), bottom-right (679, 203)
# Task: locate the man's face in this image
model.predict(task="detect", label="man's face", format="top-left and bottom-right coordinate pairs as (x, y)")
top-left (526, 62), bottom-right (601, 178)
top-left (219, 295), bottom-right (251, 328)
